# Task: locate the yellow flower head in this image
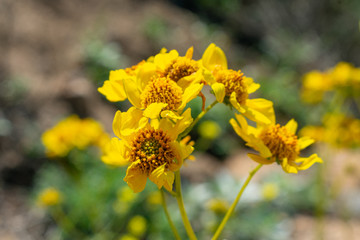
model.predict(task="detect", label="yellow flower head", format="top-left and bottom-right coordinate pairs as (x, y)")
top-left (230, 114), bottom-right (323, 173)
top-left (37, 187), bottom-right (62, 207)
top-left (201, 43), bottom-right (274, 125)
top-left (301, 71), bottom-right (333, 104)
top-left (262, 183), bottom-right (279, 201)
top-left (127, 215), bottom-right (147, 237)
top-left (42, 115), bottom-right (110, 157)
top-left (124, 47), bottom-right (204, 120)
top-left (198, 120), bottom-right (221, 139)
top-left (206, 199), bottom-right (229, 214)
top-left (106, 107), bottom-right (194, 192)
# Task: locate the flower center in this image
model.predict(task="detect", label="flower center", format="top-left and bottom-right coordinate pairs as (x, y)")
top-left (160, 57), bottom-right (199, 82)
top-left (130, 129), bottom-right (174, 173)
top-left (259, 124), bottom-right (299, 162)
top-left (141, 77), bottom-right (183, 110)
top-left (214, 68), bottom-right (248, 105)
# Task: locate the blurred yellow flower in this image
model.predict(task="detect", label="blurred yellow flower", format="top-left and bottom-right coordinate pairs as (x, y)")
top-left (198, 120), bottom-right (221, 139)
top-left (230, 114), bottom-right (323, 173)
top-left (201, 43), bottom-right (274, 125)
top-left (37, 187), bottom-right (62, 207)
top-left (42, 115), bottom-right (110, 158)
top-left (118, 234), bottom-right (139, 240)
top-left (127, 215), bottom-right (147, 237)
top-left (206, 199), bottom-right (229, 214)
top-left (118, 186), bottom-right (137, 203)
top-left (106, 107), bottom-right (194, 193)
top-left (262, 183), bottom-right (279, 201)
top-left (300, 114), bottom-right (360, 148)
top-left (301, 62), bottom-right (360, 103)
top-left (147, 191), bottom-right (162, 205)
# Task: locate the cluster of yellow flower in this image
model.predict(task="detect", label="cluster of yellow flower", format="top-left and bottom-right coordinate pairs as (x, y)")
top-left (42, 115), bottom-right (110, 157)
top-left (98, 43), bottom-right (322, 193)
top-left (300, 113), bottom-right (360, 148)
top-left (301, 62), bottom-right (360, 103)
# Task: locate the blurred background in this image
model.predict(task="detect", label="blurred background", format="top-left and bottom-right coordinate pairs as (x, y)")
top-left (1, 0), bottom-right (360, 239)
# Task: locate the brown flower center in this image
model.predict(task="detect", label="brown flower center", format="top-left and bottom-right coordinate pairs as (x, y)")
top-left (214, 68), bottom-right (248, 105)
top-left (141, 77), bottom-right (183, 110)
top-left (259, 124), bottom-right (299, 162)
top-left (160, 57), bottom-right (199, 82)
top-left (130, 129), bottom-right (174, 174)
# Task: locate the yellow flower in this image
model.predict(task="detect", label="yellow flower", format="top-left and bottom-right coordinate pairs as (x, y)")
top-left (42, 115), bottom-right (110, 157)
top-left (127, 215), bottom-right (147, 237)
top-left (107, 107), bottom-right (194, 192)
top-left (147, 191), bottom-right (162, 205)
top-left (262, 183), bottom-right (279, 201)
top-left (118, 234), bottom-right (139, 240)
top-left (230, 114), bottom-right (323, 173)
top-left (117, 186), bottom-right (137, 203)
top-left (206, 199), bottom-right (229, 214)
top-left (301, 71), bottom-right (332, 104)
top-left (124, 47), bottom-right (204, 120)
top-left (198, 120), bottom-right (221, 139)
top-left (37, 187), bottom-right (62, 207)
top-left (201, 43), bottom-right (274, 125)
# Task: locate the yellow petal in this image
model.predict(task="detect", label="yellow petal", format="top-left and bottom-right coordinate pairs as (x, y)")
top-left (124, 163), bottom-right (148, 193)
top-left (281, 158), bottom-right (298, 174)
top-left (185, 46), bottom-right (194, 59)
top-left (98, 79), bottom-right (127, 102)
top-left (160, 108), bottom-right (193, 140)
top-left (247, 153), bottom-right (274, 165)
top-left (112, 107), bottom-right (148, 139)
top-left (179, 83), bottom-right (203, 110)
top-left (211, 82), bottom-right (226, 103)
top-left (160, 110), bottom-right (183, 121)
top-left (149, 164), bottom-right (175, 191)
top-left (295, 154), bottom-right (323, 170)
top-left (123, 78), bottom-right (142, 108)
top-left (144, 103), bottom-right (168, 119)
top-left (244, 77), bottom-right (260, 94)
top-left (154, 49), bottom-right (179, 70)
top-left (243, 106), bottom-right (272, 125)
top-left (201, 43), bottom-right (228, 71)
top-left (136, 62), bottom-right (157, 91)
top-left (297, 136), bottom-right (315, 150)
top-left (230, 92), bottom-right (246, 113)
top-left (285, 119), bottom-right (298, 134)
top-left (246, 98), bottom-right (275, 125)
top-left (101, 138), bottom-right (129, 166)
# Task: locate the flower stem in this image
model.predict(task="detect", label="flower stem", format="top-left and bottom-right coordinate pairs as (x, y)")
top-left (178, 100), bottom-right (218, 140)
top-left (161, 189), bottom-right (182, 240)
top-left (212, 164), bottom-right (263, 240)
top-left (175, 171), bottom-right (197, 240)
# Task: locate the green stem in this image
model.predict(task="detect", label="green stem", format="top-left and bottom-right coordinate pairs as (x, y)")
top-left (178, 101), bottom-right (218, 140)
top-left (175, 171), bottom-right (197, 240)
top-left (161, 189), bottom-right (182, 240)
top-left (212, 164), bottom-right (263, 240)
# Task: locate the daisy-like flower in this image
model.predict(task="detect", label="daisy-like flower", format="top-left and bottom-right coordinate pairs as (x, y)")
top-left (230, 113), bottom-right (323, 173)
top-left (105, 107), bottom-right (194, 193)
top-left (201, 43), bottom-right (274, 125)
top-left (124, 47), bottom-right (203, 120)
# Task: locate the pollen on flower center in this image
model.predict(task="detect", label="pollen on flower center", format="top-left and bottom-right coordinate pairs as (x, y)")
top-left (259, 124), bottom-right (299, 162)
top-left (141, 77), bottom-right (183, 110)
top-left (214, 68), bottom-right (248, 105)
top-left (130, 129), bottom-right (174, 173)
top-left (160, 57), bottom-right (199, 82)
